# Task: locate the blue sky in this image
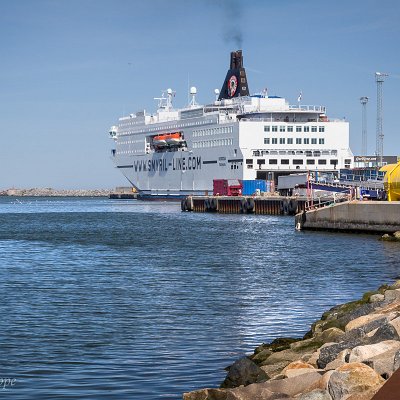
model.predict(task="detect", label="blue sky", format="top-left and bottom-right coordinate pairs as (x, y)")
top-left (1, 0), bottom-right (399, 189)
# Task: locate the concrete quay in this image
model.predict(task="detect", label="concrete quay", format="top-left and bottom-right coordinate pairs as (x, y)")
top-left (295, 201), bottom-right (400, 234)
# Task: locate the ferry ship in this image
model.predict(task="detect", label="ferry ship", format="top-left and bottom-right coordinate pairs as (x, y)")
top-left (109, 50), bottom-right (353, 198)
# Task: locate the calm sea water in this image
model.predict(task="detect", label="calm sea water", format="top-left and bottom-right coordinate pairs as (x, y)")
top-left (1, 197), bottom-right (400, 399)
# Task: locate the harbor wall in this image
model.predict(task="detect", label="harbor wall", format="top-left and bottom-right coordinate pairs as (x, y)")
top-left (296, 201), bottom-right (400, 233)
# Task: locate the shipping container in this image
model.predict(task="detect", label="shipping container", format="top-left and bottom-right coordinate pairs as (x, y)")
top-left (213, 179), bottom-right (242, 196)
top-left (242, 180), bottom-right (267, 195)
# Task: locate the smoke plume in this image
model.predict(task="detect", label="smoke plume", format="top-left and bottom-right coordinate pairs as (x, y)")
top-left (215, 0), bottom-right (244, 49)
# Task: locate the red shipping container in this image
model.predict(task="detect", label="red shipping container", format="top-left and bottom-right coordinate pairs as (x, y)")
top-left (213, 179), bottom-right (242, 196)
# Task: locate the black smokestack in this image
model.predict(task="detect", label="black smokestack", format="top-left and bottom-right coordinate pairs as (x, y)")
top-left (218, 50), bottom-right (250, 100)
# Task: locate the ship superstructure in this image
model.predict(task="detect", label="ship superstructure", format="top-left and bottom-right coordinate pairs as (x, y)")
top-left (109, 50), bottom-right (353, 198)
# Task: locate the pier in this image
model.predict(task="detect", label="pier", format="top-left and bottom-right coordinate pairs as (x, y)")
top-left (181, 195), bottom-right (308, 215)
top-left (295, 200), bottom-right (400, 233)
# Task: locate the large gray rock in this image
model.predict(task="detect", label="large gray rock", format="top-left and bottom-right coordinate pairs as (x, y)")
top-left (369, 321), bottom-right (400, 343)
top-left (317, 339), bottom-right (363, 369)
top-left (327, 362), bottom-right (384, 400)
top-left (344, 313), bottom-right (391, 333)
top-left (297, 389), bottom-right (332, 400)
top-left (221, 357), bottom-right (268, 388)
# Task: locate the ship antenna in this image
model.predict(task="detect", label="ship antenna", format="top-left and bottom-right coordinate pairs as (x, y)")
top-left (189, 86), bottom-right (197, 107)
top-left (214, 89), bottom-right (220, 102)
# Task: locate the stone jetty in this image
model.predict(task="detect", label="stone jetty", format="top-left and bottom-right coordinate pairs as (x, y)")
top-left (183, 281), bottom-right (400, 400)
top-left (0, 188), bottom-right (111, 197)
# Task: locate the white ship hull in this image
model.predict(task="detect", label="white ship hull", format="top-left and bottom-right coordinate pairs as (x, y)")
top-left (109, 51), bottom-right (353, 198)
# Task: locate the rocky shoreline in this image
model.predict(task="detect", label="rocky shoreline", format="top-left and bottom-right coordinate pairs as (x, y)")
top-left (184, 281), bottom-right (400, 400)
top-left (0, 188), bottom-right (112, 197)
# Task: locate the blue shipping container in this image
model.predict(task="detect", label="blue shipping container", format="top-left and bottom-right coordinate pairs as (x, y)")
top-left (242, 180), bottom-right (267, 195)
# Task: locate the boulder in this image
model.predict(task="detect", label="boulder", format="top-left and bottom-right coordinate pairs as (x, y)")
top-left (388, 315), bottom-right (400, 336)
top-left (183, 388), bottom-right (228, 400)
top-left (220, 357), bottom-right (268, 388)
top-left (324, 349), bottom-right (351, 370)
top-left (264, 371), bottom-right (322, 397)
top-left (327, 362), bottom-right (384, 400)
top-left (343, 386), bottom-right (382, 400)
top-left (313, 328), bottom-right (344, 344)
top-left (261, 361), bottom-right (296, 379)
top-left (369, 293), bottom-right (384, 303)
top-left (261, 349), bottom-right (301, 367)
top-left (317, 339), bottom-right (363, 369)
top-left (251, 348), bottom-right (272, 364)
top-left (349, 340), bottom-right (400, 363)
top-left (282, 361), bottom-right (315, 378)
top-left (393, 348), bottom-right (400, 371)
top-left (227, 383), bottom-right (283, 400)
top-left (358, 343), bottom-right (400, 378)
top-left (345, 313), bottom-right (387, 332)
top-left (390, 279), bottom-right (400, 290)
top-left (369, 321), bottom-right (400, 343)
top-left (383, 289), bottom-right (400, 305)
top-left (297, 389), bottom-right (332, 400)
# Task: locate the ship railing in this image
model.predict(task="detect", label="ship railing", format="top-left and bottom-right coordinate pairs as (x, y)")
top-left (289, 105), bottom-right (326, 112)
top-left (305, 192), bottom-right (350, 212)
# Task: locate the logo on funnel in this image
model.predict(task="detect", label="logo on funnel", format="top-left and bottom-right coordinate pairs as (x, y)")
top-left (228, 75), bottom-right (238, 97)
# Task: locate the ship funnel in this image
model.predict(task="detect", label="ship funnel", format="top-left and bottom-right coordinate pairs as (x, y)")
top-left (218, 50), bottom-right (250, 100)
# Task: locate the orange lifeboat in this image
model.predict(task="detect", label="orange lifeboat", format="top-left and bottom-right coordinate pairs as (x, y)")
top-left (152, 134), bottom-right (167, 146)
top-left (165, 132), bottom-right (182, 145)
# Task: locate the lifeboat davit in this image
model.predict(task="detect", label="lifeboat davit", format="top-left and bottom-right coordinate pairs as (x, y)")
top-left (153, 134), bottom-right (167, 146)
top-left (165, 132), bottom-right (182, 145)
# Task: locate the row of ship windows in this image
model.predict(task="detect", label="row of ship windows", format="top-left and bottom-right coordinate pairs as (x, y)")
top-left (118, 139), bottom-right (143, 145)
top-left (116, 150), bottom-right (143, 155)
top-left (247, 159), bottom-right (338, 166)
top-left (118, 119), bottom-right (216, 135)
top-left (253, 150), bottom-right (338, 156)
top-left (192, 138), bottom-right (233, 148)
top-left (264, 125), bottom-right (325, 133)
top-left (193, 126), bottom-right (233, 137)
top-left (265, 138), bottom-right (325, 145)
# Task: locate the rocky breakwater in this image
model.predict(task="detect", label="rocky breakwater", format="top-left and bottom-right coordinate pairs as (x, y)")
top-left (184, 281), bottom-right (400, 400)
top-left (0, 188), bottom-right (111, 197)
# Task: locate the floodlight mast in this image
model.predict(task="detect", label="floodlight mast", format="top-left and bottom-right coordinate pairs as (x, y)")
top-left (360, 96), bottom-right (368, 155)
top-left (375, 72), bottom-right (388, 167)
